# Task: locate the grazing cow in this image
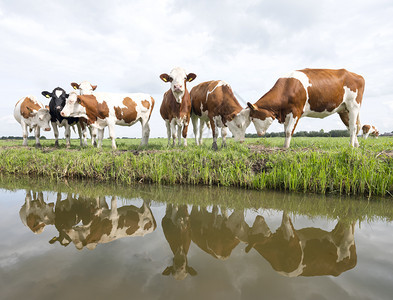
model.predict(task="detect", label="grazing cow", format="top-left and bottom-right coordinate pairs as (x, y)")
top-left (14, 96), bottom-right (51, 147)
top-left (362, 124), bottom-right (379, 139)
top-left (246, 212), bottom-right (357, 277)
top-left (247, 69), bottom-right (365, 148)
top-left (70, 81), bottom-right (100, 145)
top-left (159, 67), bottom-right (196, 146)
top-left (42, 87), bottom-right (88, 147)
top-left (50, 195), bottom-right (157, 250)
top-left (19, 190), bottom-right (55, 234)
top-left (190, 80), bottom-right (251, 150)
top-left (162, 204), bottom-right (197, 280)
top-left (60, 89), bottom-right (155, 149)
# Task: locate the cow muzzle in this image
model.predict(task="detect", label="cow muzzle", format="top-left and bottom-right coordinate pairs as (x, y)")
top-left (45, 127), bottom-right (51, 131)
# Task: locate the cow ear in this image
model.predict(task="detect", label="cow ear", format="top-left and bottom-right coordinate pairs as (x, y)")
top-left (91, 85), bottom-right (97, 91)
top-left (247, 102), bottom-right (257, 111)
top-left (187, 73), bottom-right (197, 82)
top-left (42, 91), bottom-right (52, 98)
top-left (71, 82), bottom-right (80, 90)
top-left (162, 266), bottom-right (173, 276)
top-left (160, 74), bottom-right (171, 83)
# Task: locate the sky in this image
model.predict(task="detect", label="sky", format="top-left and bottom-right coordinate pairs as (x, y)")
top-left (1, 0), bottom-right (393, 140)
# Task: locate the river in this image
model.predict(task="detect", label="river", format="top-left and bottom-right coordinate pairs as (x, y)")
top-left (0, 176), bottom-right (392, 300)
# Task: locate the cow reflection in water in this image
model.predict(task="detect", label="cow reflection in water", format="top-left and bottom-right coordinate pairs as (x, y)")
top-left (190, 205), bottom-right (249, 260)
top-left (162, 204), bottom-right (197, 280)
top-left (47, 193), bottom-right (157, 250)
top-left (19, 190), bottom-right (55, 234)
top-left (246, 212), bottom-right (357, 277)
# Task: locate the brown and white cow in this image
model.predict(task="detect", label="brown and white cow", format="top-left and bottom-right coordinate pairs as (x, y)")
top-left (162, 204), bottom-right (197, 280)
top-left (190, 80), bottom-right (251, 150)
top-left (14, 96), bottom-right (51, 147)
top-left (246, 212), bottom-right (357, 277)
top-left (159, 67), bottom-right (196, 146)
top-left (50, 195), bottom-right (157, 250)
top-left (247, 69), bottom-right (365, 148)
top-left (70, 81), bottom-right (100, 145)
top-left (19, 190), bottom-right (55, 234)
top-left (362, 124), bottom-right (379, 139)
top-left (60, 89), bottom-right (155, 149)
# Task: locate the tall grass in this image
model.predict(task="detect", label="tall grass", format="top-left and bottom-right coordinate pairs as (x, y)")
top-left (0, 136), bottom-right (392, 197)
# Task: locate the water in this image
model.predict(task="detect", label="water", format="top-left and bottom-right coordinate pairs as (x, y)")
top-left (0, 176), bottom-right (392, 300)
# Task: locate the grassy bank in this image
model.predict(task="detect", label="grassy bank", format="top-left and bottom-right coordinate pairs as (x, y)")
top-left (0, 137), bottom-right (392, 197)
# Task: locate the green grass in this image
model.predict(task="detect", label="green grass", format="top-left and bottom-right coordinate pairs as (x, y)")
top-left (0, 136), bottom-right (392, 197)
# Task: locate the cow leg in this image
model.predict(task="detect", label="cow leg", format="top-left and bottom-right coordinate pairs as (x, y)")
top-left (191, 114), bottom-right (199, 145)
top-left (210, 119), bottom-right (219, 151)
top-left (348, 111), bottom-right (360, 147)
top-left (21, 120), bottom-right (28, 146)
top-left (65, 123), bottom-right (71, 148)
top-left (97, 128), bottom-right (104, 148)
top-left (77, 122), bottom-right (87, 147)
top-left (52, 122), bottom-right (59, 147)
top-left (177, 123), bottom-right (182, 146)
top-left (90, 126), bottom-right (98, 146)
top-left (165, 120), bottom-right (171, 146)
top-left (182, 122), bottom-right (189, 147)
top-left (199, 119), bottom-right (206, 145)
top-left (170, 119), bottom-right (177, 147)
top-left (339, 110), bottom-right (359, 147)
top-left (108, 123), bottom-right (117, 150)
top-left (34, 126), bottom-right (41, 147)
top-left (221, 127), bottom-right (227, 148)
top-left (141, 121), bottom-right (150, 146)
top-left (283, 113), bottom-right (299, 149)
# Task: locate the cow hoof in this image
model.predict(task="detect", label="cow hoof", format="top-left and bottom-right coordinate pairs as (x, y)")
top-left (54, 142), bottom-right (59, 148)
top-left (212, 142), bottom-right (218, 151)
top-left (35, 143), bottom-right (42, 148)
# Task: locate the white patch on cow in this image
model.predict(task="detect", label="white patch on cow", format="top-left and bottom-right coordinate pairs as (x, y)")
top-left (283, 71), bottom-right (313, 114)
top-left (213, 115), bottom-right (225, 128)
top-left (206, 80), bottom-right (228, 102)
top-left (283, 71), bottom-right (312, 99)
top-left (251, 117), bottom-right (274, 136)
top-left (55, 90), bottom-right (63, 98)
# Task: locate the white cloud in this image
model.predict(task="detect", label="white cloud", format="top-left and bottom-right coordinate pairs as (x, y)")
top-left (1, 0), bottom-right (393, 139)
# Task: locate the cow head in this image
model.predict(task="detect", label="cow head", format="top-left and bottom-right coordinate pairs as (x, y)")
top-left (71, 81), bottom-right (97, 95)
top-left (247, 102), bottom-right (275, 136)
top-left (162, 247), bottom-right (197, 280)
top-left (35, 106), bottom-right (52, 131)
top-left (160, 67), bottom-right (196, 103)
top-left (226, 108), bottom-right (251, 142)
top-left (42, 87), bottom-right (69, 117)
top-left (60, 92), bottom-right (87, 119)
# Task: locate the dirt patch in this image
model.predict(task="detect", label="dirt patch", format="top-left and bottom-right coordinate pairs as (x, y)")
top-left (251, 158), bottom-right (270, 174)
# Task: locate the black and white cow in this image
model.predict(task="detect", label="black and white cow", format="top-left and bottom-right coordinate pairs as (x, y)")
top-left (41, 87), bottom-right (87, 147)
